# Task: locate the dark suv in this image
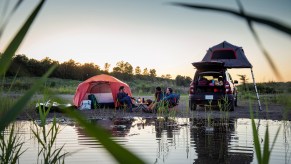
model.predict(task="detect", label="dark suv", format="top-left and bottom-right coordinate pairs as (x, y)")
top-left (189, 61), bottom-right (238, 111)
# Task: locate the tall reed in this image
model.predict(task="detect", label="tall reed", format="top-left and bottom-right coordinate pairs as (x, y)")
top-left (31, 105), bottom-right (67, 163)
top-left (250, 108), bottom-right (281, 164)
top-left (0, 124), bottom-right (26, 163)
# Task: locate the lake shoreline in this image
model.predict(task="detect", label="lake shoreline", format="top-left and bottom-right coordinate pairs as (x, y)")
top-left (16, 94), bottom-right (290, 121)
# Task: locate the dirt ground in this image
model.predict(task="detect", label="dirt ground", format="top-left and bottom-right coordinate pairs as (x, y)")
top-left (19, 94), bottom-right (291, 121)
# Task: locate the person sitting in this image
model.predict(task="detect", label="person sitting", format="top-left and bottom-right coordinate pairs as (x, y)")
top-left (154, 86), bottom-right (164, 102)
top-left (161, 87), bottom-right (176, 107)
top-left (117, 86), bottom-right (135, 112)
top-left (143, 87), bottom-right (164, 113)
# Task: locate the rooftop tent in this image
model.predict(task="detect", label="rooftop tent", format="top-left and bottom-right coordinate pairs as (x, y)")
top-left (73, 74), bottom-right (133, 108)
top-left (202, 41), bottom-right (252, 68)
top-left (200, 41), bottom-right (262, 111)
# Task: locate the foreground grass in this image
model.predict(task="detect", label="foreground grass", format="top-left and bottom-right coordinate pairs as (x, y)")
top-left (0, 124), bottom-right (26, 163)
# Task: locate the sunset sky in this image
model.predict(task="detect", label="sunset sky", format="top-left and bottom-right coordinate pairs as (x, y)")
top-left (1, 0), bottom-right (291, 82)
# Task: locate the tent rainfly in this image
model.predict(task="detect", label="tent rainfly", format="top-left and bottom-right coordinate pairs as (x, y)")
top-left (202, 41), bottom-right (262, 110)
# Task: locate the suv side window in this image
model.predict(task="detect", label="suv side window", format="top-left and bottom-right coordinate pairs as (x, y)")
top-left (225, 70), bottom-right (232, 82)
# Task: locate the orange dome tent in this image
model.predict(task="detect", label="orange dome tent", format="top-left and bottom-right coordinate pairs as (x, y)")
top-left (73, 74), bottom-right (133, 108)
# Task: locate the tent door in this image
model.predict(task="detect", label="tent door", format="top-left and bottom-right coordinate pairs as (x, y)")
top-left (89, 82), bottom-right (114, 103)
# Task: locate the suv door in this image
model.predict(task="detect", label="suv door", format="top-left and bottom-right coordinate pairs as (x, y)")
top-left (225, 71), bottom-right (238, 107)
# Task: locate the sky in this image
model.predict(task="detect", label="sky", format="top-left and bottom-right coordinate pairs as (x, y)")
top-left (1, 0), bottom-right (291, 82)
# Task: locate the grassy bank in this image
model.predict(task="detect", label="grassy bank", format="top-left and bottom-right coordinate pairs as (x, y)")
top-left (1, 77), bottom-right (81, 94)
top-left (1, 77), bottom-right (189, 95)
top-left (2, 77), bottom-right (290, 96)
top-left (237, 82), bottom-right (291, 104)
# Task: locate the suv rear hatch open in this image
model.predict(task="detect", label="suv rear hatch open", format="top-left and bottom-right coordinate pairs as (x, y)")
top-left (192, 61), bottom-right (226, 94)
top-left (192, 61), bottom-right (225, 70)
top-left (194, 71), bottom-right (225, 94)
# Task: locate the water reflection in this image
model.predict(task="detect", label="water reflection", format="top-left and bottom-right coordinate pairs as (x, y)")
top-left (75, 117), bottom-right (255, 163)
top-left (154, 117), bottom-right (182, 162)
top-left (75, 117), bottom-right (134, 148)
top-left (110, 118), bottom-right (134, 137)
top-left (5, 118), bottom-right (290, 163)
top-left (190, 118), bottom-right (253, 164)
top-left (155, 117), bottom-right (180, 139)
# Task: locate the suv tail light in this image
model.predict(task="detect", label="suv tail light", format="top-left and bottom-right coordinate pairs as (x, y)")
top-left (225, 81), bottom-right (232, 94)
top-left (189, 81), bottom-right (195, 94)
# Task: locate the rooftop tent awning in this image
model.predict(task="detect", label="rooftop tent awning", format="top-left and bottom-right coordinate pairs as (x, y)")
top-left (202, 41), bottom-right (252, 68)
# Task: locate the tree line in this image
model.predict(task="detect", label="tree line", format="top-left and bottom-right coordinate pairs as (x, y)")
top-left (2, 54), bottom-right (192, 87)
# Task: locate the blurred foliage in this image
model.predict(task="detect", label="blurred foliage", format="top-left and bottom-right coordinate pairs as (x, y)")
top-left (175, 75), bottom-right (192, 87)
top-left (0, 1), bottom-right (146, 162)
top-left (237, 82), bottom-right (291, 94)
top-left (173, 1), bottom-right (291, 80)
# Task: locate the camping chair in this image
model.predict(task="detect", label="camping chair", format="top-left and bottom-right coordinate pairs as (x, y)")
top-left (115, 98), bottom-right (127, 112)
top-left (162, 94), bottom-right (180, 112)
top-left (167, 94), bottom-right (180, 108)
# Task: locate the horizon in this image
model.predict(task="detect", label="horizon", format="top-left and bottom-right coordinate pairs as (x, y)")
top-left (1, 0), bottom-right (290, 82)
top-left (5, 53), bottom-right (291, 83)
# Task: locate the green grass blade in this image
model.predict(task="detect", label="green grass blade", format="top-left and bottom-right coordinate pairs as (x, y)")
top-left (236, 0), bottom-right (282, 80)
top-left (0, 65), bottom-right (56, 131)
top-left (171, 2), bottom-right (291, 36)
top-left (262, 126), bottom-right (270, 164)
top-left (7, 68), bottom-right (20, 93)
top-left (31, 127), bottom-right (45, 148)
top-left (0, 0), bottom-right (9, 26)
top-left (251, 119), bottom-right (262, 163)
top-left (250, 110), bottom-right (262, 163)
top-left (0, 0), bottom-right (46, 76)
top-left (65, 109), bottom-right (146, 164)
top-left (0, 0), bottom-right (24, 39)
top-left (270, 125), bottom-right (281, 152)
top-left (11, 145), bottom-right (26, 164)
top-left (50, 146), bottom-right (66, 163)
top-left (172, 2), bottom-right (284, 80)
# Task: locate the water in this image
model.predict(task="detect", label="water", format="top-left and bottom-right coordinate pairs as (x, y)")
top-left (3, 118), bottom-right (291, 164)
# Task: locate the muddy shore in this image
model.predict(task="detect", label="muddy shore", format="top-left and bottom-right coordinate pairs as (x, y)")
top-left (18, 94), bottom-right (290, 121)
